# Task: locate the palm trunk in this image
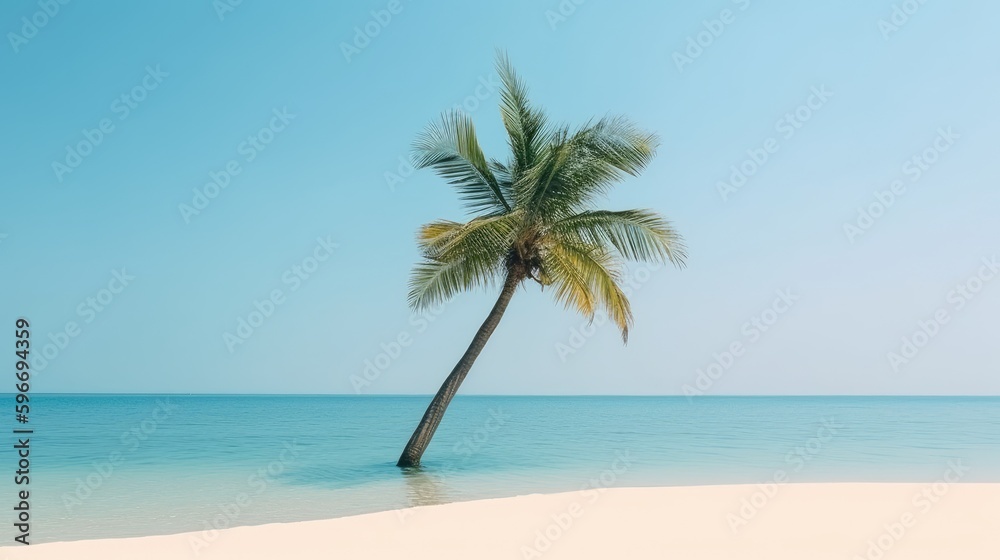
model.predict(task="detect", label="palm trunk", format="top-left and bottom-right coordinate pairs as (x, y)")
top-left (397, 272), bottom-right (521, 468)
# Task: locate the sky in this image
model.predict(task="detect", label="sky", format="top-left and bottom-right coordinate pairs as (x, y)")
top-left (1, 0), bottom-right (998, 395)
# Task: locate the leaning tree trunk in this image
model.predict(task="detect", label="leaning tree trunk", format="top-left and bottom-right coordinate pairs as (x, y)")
top-left (397, 272), bottom-right (521, 468)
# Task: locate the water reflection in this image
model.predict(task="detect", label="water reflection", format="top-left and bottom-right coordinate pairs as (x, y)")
top-left (401, 466), bottom-right (453, 507)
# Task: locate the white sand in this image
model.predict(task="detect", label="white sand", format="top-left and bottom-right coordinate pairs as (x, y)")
top-left (4, 484), bottom-right (998, 559)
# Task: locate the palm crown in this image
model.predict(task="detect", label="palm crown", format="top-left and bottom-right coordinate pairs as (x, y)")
top-left (408, 53), bottom-right (687, 342)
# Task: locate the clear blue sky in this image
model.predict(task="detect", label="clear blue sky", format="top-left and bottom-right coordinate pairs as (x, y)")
top-left (2, 1), bottom-right (997, 395)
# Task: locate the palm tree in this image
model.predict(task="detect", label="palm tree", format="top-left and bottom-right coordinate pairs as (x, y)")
top-left (396, 53), bottom-right (687, 468)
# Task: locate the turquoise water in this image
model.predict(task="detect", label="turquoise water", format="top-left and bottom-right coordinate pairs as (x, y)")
top-left (4, 395), bottom-right (999, 543)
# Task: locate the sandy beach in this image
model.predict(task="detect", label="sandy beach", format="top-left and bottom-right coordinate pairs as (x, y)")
top-left (5, 483), bottom-right (997, 559)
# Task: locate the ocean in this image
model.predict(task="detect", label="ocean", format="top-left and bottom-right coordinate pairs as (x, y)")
top-left (5, 395), bottom-right (999, 544)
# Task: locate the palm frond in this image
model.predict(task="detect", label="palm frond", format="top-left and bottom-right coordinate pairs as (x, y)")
top-left (518, 117), bottom-right (659, 218)
top-left (413, 111), bottom-right (511, 214)
top-left (496, 51), bottom-right (550, 184)
top-left (551, 209), bottom-right (688, 266)
top-left (489, 158), bottom-right (515, 206)
top-left (419, 213), bottom-right (519, 259)
top-left (542, 242), bottom-right (633, 342)
top-left (540, 241), bottom-right (597, 319)
top-left (581, 116), bottom-right (659, 176)
top-left (417, 219), bottom-right (464, 252)
top-left (410, 213), bottom-right (523, 310)
top-left (408, 258), bottom-right (498, 310)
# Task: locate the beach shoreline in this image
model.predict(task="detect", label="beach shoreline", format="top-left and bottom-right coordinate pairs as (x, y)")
top-left (4, 483), bottom-right (997, 559)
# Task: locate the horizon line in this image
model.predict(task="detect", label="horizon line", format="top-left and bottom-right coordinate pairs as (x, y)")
top-left (6, 393), bottom-right (999, 398)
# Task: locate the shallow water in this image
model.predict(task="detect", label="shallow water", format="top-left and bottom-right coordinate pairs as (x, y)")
top-left (6, 395), bottom-right (999, 543)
